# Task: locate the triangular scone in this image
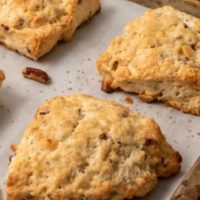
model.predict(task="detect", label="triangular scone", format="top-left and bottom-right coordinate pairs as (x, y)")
top-left (7, 94), bottom-right (181, 200)
top-left (0, 69), bottom-right (5, 87)
top-left (97, 6), bottom-right (200, 116)
top-left (0, 0), bottom-right (100, 60)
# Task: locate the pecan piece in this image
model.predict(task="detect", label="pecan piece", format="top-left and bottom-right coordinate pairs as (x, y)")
top-left (1, 24), bottom-right (9, 31)
top-left (99, 133), bottom-right (108, 140)
top-left (101, 78), bottom-right (115, 93)
top-left (14, 18), bottom-right (25, 29)
top-left (23, 67), bottom-right (50, 83)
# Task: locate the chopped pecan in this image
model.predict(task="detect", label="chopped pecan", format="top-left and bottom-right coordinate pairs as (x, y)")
top-left (39, 111), bottom-right (50, 115)
top-left (101, 78), bottom-right (115, 93)
top-left (1, 24), bottom-right (9, 31)
top-left (14, 18), bottom-right (25, 29)
top-left (27, 48), bottom-right (31, 53)
top-left (99, 133), bottom-right (107, 140)
top-left (23, 67), bottom-right (50, 84)
top-left (144, 138), bottom-right (154, 145)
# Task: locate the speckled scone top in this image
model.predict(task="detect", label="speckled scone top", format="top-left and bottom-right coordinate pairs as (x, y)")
top-left (97, 6), bottom-right (200, 116)
top-left (0, 0), bottom-right (100, 60)
top-left (0, 69), bottom-right (5, 87)
top-left (131, 0), bottom-right (200, 17)
top-left (7, 94), bottom-right (181, 200)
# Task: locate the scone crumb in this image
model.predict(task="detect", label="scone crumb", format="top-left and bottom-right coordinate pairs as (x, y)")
top-left (10, 144), bottom-right (17, 152)
top-left (124, 96), bottom-right (134, 104)
top-left (23, 67), bottom-right (50, 84)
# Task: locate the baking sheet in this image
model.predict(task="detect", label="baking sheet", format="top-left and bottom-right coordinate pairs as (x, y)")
top-left (0, 0), bottom-right (199, 199)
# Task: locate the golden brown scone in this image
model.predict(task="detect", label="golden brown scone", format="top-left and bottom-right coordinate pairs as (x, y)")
top-left (130, 0), bottom-right (200, 17)
top-left (97, 6), bottom-right (200, 116)
top-left (0, 0), bottom-right (100, 60)
top-left (7, 94), bottom-right (181, 200)
top-left (0, 69), bottom-right (5, 87)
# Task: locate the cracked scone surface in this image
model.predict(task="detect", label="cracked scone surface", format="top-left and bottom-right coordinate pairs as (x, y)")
top-left (0, 0), bottom-right (100, 60)
top-left (97, 6), bottom-right (200, 116)
top-left (7, 94), bottom-right (181, 200)
top-left (0, 69), bottom-right (5, 87)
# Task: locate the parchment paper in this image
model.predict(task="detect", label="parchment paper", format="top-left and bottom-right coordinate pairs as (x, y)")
top-left (0, 0), bottom-right (199, 199)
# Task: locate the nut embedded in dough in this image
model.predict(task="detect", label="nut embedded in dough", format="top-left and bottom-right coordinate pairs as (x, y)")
top-left (0, 0), bottom-right (101, 60)
top-left (97, 6), bottom-right (200, 116)
top-left (7, 94), bottom-right (181, 200)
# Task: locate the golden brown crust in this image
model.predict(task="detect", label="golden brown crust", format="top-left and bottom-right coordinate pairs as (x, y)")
top-left (130, 0), bottom-right (200, 17)
top-left (0, 0), bottom-right (100, 60)
top-left (7, 94), bottom-right (181, 200)
top-left (97, 6), bottom-right (200, 116)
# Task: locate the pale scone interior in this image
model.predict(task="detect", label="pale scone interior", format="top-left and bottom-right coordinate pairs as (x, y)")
top-left (7, 94), bottom-right (181, 200)
top-left (97, 6), bottom-right (200, 116)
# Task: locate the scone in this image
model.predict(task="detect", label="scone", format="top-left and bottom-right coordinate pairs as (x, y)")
top-left (0, 0), bottom-right (100, 60)
top-left (97, 6), bottom-right (200, 116)
top-left (7, 94), bottom-right (181, 200)
top-left (130, 0), bottom-right (200, 17)
top-left (0, 69), bottom-right (5, 87)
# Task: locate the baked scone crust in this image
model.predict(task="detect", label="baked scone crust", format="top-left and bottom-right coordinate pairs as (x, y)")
top-left (97, 6), bottom-right (200, 116)
top-left (0, 69), bottom-right (5, 87)
top-left (7, 94), bottom-right (181, 200)
top-left (0, 0), bottom-right (100, 60)
top-left (131, 0), bottom-right (200, 17)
